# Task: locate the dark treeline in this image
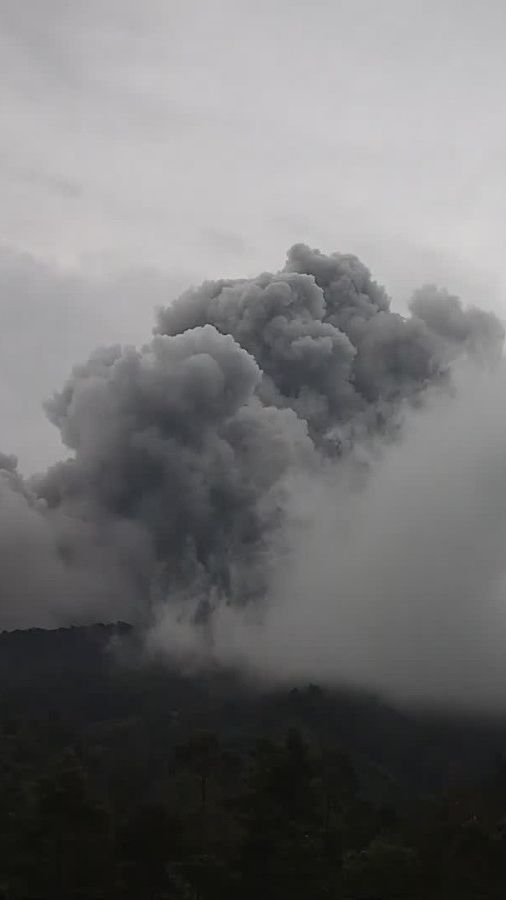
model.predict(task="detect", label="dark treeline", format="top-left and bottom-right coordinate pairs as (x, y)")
top-left (1, 626), bottom-right (506, 898)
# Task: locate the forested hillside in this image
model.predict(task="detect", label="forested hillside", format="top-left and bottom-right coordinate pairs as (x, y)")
top-left (0, 625), bottom-right (505, 898)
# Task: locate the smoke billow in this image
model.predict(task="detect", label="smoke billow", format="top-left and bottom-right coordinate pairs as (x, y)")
top-left (1, 244), bottom-right (506, 709)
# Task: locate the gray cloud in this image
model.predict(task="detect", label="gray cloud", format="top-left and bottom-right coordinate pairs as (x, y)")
top-left (36, 318), bottom-right (313, 622)
top-left (157, 244), bottom-right (500, 453)
top-left (0, 244), bottom-right (505, 715)
top-left (0, 453), bottom-right (151, 630)
top-left (410, 284), bottom-right (505, 365)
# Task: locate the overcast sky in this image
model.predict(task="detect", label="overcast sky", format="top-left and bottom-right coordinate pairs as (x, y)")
top-left (1, 0), bottom-right (506, 471)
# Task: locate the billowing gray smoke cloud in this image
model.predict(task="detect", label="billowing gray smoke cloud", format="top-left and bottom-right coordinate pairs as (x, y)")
top-left (0, 452), bottom-right (151, 629)
top-left (39, 323), bottom-right (312, 618)
top-left (157, 244), bottom-right (443, 450)
top-left (1, 244), bottom-right (505, 709)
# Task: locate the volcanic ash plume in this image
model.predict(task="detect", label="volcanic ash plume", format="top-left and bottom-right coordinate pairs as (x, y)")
top-left (1, 244), bottom-right (505, 708)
